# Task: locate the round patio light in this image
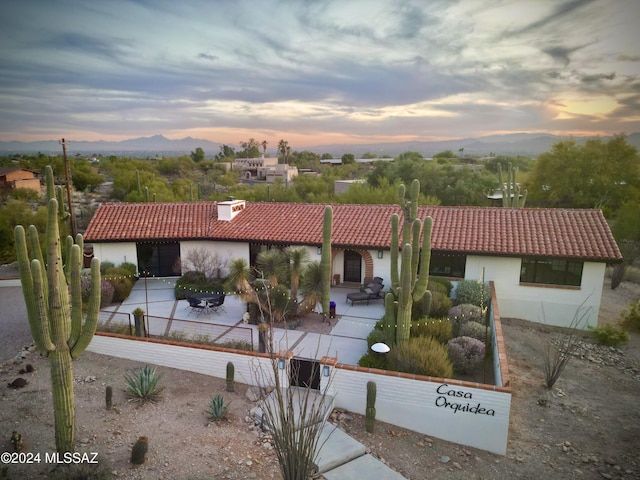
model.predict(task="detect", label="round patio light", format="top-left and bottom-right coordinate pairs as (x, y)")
top-left (371, 342), bottom-right (390, 354)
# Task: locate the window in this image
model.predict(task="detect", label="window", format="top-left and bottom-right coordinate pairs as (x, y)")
top-left (429, 252), bottom-right (466, 278)
top-left (520, 258), bottom-right (583, 286)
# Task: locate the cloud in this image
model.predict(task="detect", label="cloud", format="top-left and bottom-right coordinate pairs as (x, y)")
top-left (197, 53), bottom-right (218, 61)
top-left (0, 0), bottom-right (637, 143)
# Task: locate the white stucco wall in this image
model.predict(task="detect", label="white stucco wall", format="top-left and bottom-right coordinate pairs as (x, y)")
top-left (465, 255), bottom-right (604, 329)
top-left (330, 368), bottom-right (511, 455)
top-left (90, 242), bottom-right (138, 268)
top-left (87, 334), bottom-right (510, 455)
top-left (180, 241), bottom-right (249, 276)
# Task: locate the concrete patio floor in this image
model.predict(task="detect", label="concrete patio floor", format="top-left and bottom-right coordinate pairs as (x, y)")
top-left (100, 277), bottom-right (385, 366)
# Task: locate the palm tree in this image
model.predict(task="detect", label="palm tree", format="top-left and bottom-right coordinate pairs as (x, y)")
top-left (299, 261), bottom-right (323, 314)
top-left (261, 140), bottom-right (268, 156)
top-left (278, 139), bottom-right (289, 163)
top-left (285, 246), bottom-right (309, 302)
top-left (256, 249), bottom-right (288, 287)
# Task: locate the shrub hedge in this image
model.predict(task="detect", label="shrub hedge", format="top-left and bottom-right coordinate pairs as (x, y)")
top-left (387, 336), bottom-right (453, 378)
top-left (448, 336), bottom-right (485, 374)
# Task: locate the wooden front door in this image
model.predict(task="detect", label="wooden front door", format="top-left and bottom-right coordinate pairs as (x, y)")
top-left (343, 250), bottom-right (362, 283)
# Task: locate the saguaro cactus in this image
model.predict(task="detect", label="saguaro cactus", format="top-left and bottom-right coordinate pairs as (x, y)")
top-left (365, 381), bottom-right (377, 433)
top-left (498, 162), bottom-right (527, 208)
top-left (320, 206), bottom-right (333, 320)
top-left (14, 165), bottom-right (101, 453)
top-left (386, 179), bottom-right (433, 345)
top-left (226, 361), bottom-right (235, 392)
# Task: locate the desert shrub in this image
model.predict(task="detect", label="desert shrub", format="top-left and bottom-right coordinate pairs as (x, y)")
top-left (206, 394), bottom-right (230, 421)
top-left (215, 339), bottom-right (253, 351)
top-left (410, 317), bottom-right (452, 344)
top-left (624, 266), bottom-right (640, 284)
top-left (427, 281), bottom-right (448, 295)
top-left (124, 365), bottom-right (164, 404)
top-left (454, 280), bottom-right (490, 306)
top-left (387, 336), bottom-right (453, 378)
top-left (448, 336), bottom-right (485, 374)
top-left (97, 321), bottom-right (130, 335)
top-left (100, 277), bottom-right (115, 308)
top-left (620, 301), bottom-right (640, 332)
top-left (430, 291), bottom-right (453, 317)
top-left (459, 321), bottom-right (491, 343)
top-left (448, 304), bottom-right (483, 336)
top-left (358, 352), bottom-right (388, 370)
top-left (429, 276), bottom-right (453, 296)
top-left (100, 261), bottom-right (115, 274)
top-left (118, 261), bottom-right (138, 278)
top-left (104, 269), bottom-right (134, 303)
top-left (411, 292), bottom-right (430, 321)
top-left (589, 324), bottom-right (629, 346)
top-left (174, 270), bottom-right (224, 300)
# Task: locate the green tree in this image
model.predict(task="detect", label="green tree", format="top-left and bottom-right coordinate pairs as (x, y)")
top-left (321, 153), bottom-right (333, 160)
top-left (238, 138), bottom-right (261, 158)
top-left (527, 135), bottom-right (640, 210)
top-left (215, 144), bottom-right (236, 160)
top-left (70, 159), bottom-right (104, 192)
top-left (433, 150), bottom-right (456, 159)
top-left (190, 147), bottom-right (205, 162)
top-left (610, 201), bottom-right (640, 288)
top-left (341, 153), bottom-right (355, 165)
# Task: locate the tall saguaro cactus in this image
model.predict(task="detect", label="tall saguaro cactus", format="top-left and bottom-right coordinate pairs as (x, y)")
top-left (14, 165), bottom-right (101, 453)
top-left (498, 162), bottom-right (527, 208)
top-left (321, 206), bottom-right (333, 320)
top-left (386, 179), bottom-right (433, 345)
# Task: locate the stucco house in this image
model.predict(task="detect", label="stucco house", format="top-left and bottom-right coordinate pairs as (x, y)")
top-left (84, 199), bottom-right (622, 329)
top-left (233, 156), bottom-right (298, 183)
top-left (0, 167), bottom-right (40, 192)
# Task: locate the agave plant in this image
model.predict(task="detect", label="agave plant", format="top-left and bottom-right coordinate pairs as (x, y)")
top-left (124, 365), bottom-right (164, 404)
top-left (206, 394), bottom-right (230, 421)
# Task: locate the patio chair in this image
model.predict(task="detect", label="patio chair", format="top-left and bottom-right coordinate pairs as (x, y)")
top-left (346, 280), bottom-right (385, 305)
top-left (206, 293), bottom-right (226, 314)
top-left (186, 297), bottom-right (206, 316)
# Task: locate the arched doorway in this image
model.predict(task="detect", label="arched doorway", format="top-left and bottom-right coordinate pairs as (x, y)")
top-left (343, 250), bottom-right (362, 283)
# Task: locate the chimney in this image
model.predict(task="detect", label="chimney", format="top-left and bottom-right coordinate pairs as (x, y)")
top-left (217, 199), bottom-right (246, 222)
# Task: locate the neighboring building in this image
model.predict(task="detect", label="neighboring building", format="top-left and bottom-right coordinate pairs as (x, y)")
top-left (233, 156), bottom-right (297, 183)
top-left (84, 200), bottom-right (622, 329)
top-left (334, 179), bottom-right (365, 194)
top-left (0, 167), bottom-right (40, 192)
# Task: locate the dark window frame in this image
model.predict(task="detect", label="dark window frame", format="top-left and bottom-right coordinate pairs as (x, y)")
top-left (520, 257), bottom-right (583, 287)
top-left (428, 251), bottom-right (466, 278)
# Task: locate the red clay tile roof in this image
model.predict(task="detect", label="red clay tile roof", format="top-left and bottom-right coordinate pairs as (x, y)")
top-left (83, 202), bottom-right (622, 262)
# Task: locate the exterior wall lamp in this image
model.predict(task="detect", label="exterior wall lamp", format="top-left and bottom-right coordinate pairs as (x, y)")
top-left (322, 365), bottom-right (330, 377)
top-left (377, 250), bottom-right (383, 259)
top-left (278, 358), bottom-right (285, 370)
top-left (317, 247), bottom-right (322, 255)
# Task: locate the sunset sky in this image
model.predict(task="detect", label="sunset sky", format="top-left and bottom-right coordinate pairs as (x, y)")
top-left (0, 0), bottom-right (638, 148)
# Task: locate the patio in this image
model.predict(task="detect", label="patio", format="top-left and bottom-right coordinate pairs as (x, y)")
top-left (99, 277), bottom-right (385, 366)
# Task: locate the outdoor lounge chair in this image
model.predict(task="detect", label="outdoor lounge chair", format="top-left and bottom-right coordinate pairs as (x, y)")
top-left (346, 278), bottom-right (385, 305)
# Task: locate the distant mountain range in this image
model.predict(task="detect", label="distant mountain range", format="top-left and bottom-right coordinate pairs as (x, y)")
top-left (1, 132), bottom-right (639, 158)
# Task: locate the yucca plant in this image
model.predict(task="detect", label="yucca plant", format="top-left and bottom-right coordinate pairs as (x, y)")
top-left (124, 365), bottom-right (164, 404)
top-left (206, 394), bottom-right (230, 421)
